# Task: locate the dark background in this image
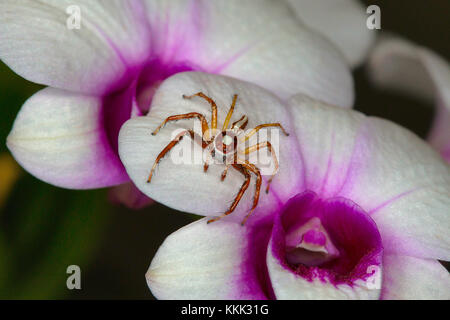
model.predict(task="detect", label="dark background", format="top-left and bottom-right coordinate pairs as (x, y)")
top-left (0, 0), bottom-right (448, 299)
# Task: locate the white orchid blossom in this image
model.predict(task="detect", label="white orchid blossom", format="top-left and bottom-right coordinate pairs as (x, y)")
top-left (118, 72), bottom-right (450, 300)
top-left (3, 0), bottom-right (354, 208)
top-left (2, 0), bottom-right (446, 301)
top-left (368, 36), bottom-right (450, 163)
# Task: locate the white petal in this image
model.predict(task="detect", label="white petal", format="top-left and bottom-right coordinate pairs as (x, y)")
top-left (0, 0), bottom-right (151, 94)
top-left (368, 36), bottom-right (450, 161)
top-left (288, 94), bottom-right (450, 260)
top-left (147, 218), bottom-right (270, 299)
top-left (381, 255), bottom-right (450, 300)
top-left (119, 72), bottom-right (301, 222)
top-left (7, 87), bottom-right (128, 189)
top-left (143, 0), bottom-right (354, 107)
top-left (267, 239), bottom-right (381, 299)
top-left (286, 0), bottom-right (376, 67)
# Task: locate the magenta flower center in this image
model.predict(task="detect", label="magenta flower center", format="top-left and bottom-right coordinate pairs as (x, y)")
top-left (272, 191), bottom-right (383, 285)
top-left (101, 59), bottom-right (198, 163)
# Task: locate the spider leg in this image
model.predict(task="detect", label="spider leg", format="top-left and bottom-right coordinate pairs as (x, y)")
top-left (147, 129), bottom-right (201, 183)
top-left (220, 144), bottom-right (238, 180)
top-left (220, 164), bottom-right (231, 181)
top-left (238, 160), bottom-right (262, 226)
top-left (241, 141), bottom-right (279, 194)
top-left (203, 143), bottom-right (215, 172)
top-left (203, 153), bottom-right (210, 172)
top-left (152, 112), bottom-right (210, 142)
top-left (222, 94), bottom-right (238, 130)
top-left (207, 164), bottom-right (251, 224)
top-left (183, 92), bottom-right (218, 131)
top-left (240, 123), bottom-right (289, 143)
top-left (231, 115), bottom-right (249, 131)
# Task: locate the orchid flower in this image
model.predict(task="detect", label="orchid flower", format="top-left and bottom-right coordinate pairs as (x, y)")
top-left (118, 72), bottom-right (450, 299)
top-left (2, 0), bottom-right (353, 208)
top-left (368, 36), bottom-right (450, 163)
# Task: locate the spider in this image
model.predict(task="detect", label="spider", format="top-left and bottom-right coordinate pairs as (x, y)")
top-left (147, 92), bottom-right (289, 225)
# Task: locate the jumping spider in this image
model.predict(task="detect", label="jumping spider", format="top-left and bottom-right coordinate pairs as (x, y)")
top-left (147, 92), bottom-right (289, 225)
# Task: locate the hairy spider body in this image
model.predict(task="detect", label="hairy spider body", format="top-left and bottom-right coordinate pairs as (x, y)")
top-left (147, 92), bottom-right (289, 225)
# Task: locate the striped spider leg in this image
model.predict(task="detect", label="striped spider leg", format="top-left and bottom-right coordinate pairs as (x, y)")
top-left (147, 92), bottom-right (218, 183)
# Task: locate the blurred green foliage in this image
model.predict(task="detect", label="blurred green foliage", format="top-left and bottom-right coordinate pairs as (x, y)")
top-left (0, 61), bottom-right (110, 299)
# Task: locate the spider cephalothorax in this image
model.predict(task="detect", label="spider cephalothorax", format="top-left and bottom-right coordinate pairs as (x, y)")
top-left (147, 92), bottom-right (289, 225)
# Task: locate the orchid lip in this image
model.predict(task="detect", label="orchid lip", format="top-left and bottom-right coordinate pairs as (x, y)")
top-left (285, 217), bottom-right (340, 267)
top-left (272, 191), bottom-right (383, 286)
